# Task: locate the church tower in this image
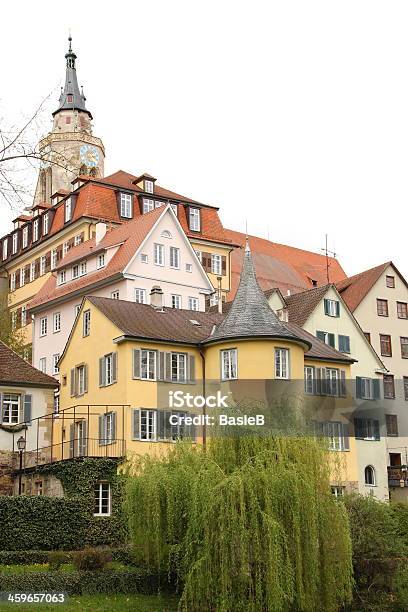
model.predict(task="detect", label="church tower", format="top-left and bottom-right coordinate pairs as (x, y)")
top-left (34, 36), bottom-right (105, 204)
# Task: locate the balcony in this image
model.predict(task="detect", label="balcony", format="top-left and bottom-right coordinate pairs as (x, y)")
top-left (20, 438), bottom-right (126, 470)
top-left (387, 466), bottom-right (408, 488)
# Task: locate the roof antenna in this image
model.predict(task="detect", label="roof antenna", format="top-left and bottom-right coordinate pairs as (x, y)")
top-left (245, 220), bottom-right (250, 252)
top-left (321, 234), bottom-right (337, 284)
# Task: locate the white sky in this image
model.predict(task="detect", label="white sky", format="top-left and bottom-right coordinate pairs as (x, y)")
top-left (1, 1), bottom-right (407, 278)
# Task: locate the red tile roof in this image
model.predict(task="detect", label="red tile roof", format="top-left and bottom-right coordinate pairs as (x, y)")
top-left (225, 230), bottom-right (347, 299)
top-left (336, 262), bottom-right (392, 312)
top-left (0, 342), bottom-right (58, 387)
top-left (284, 285), bottom-right (331, 326)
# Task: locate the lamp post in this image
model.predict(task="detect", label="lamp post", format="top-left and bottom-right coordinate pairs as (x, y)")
top-left (17, 436), bottom-right (26, 495)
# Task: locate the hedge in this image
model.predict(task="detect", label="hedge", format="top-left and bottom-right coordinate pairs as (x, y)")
top-left (0, 546), bottom-right (135, 566)
top-left (0, 569), bottom-right (167, 595)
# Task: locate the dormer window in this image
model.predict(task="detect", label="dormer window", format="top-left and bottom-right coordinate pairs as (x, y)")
top-left (80, 261), bottom-right (87, 276)
top-left (58, 270), bottom-right (66, 285)
top-left (2, 239), bottom-right (8, 260)
top-left (12, 233), bottom-right (18, 254)
top-left (72, 264), bottom-right (79, 279)
top-left (119, 193), bottom-right (132, 218)
top-left (67, 94), bottom-right (73, 103)
top-left (33, 219), bottom-right (39, 241)
top-left (65, 198), bottom-right (72, 223)
top-left (171, 203), bottom-right (178, 216)
top-left (189, 207), bottom-right (201, 232)
top-left (43, 213), bottom-right (49, 235)
top-left (143, 198), bottom-right (154, 214)
top-left (97, 253), bottom-right (105, 269)
top-left (145, 180), bottom-right (154, 194)
top-left (22, 226), bottom-right (28, 249)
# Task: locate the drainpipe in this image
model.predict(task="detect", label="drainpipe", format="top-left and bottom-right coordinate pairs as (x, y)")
top-left (200, 348), bottom-right (206, 451)
top-left (217, 276), bottom-right (223, 314)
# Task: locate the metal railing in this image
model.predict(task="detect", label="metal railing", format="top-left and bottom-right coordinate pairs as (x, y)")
top-left (387, 466), bottom-right (408, 487)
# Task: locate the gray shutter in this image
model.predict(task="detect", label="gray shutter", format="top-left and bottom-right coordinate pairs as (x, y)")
top-left (69, 423), bottom-right (75, 457)
top-left (23, 395), bottom-right (32, 425)
top-left (158, 352), bottom-right (165, 382)
top-left (84, 365), bottom-right (88, 394)
top-left (342, 424), bottom-right (350, 450)
top-left (328, 334), bottom-right (335, 348)
top-left (165, 352), bottom-right (172, 382)
top-left (372, 379), bottom-right (380, 400)
top-left (98, 415), bottom-right (104, 445)
top-left (316, 331), bottom-right (326, 342)
top-left (374, 420), bottom-right (380, 441)
top-left (315, 368), bottom-right (322, 395)
top-left (132, 409), bottom-right (140, 439)
top-left (70, 368), bottom-right (76, 397)
top-left (99, 358), bottom-right (105, 387)
top-left (324, 299), bottom-right (329, 315)
top-left (112, 412), bottom-right (117, 442)
top-left (112, 352), bottom-right (118, 383)
top-left (157, 410), bottom-right (166, 440)
top-left (336, 302), bottom-right (340, 317)
top-left (321, 368), bottom-right (327, 395)
top-left (356, 377), bottom-right (362, 399)
top-left (0, 393), bottom-right (3, 424)
top-left (189, 355), bottom-right (196, 383)
top-left (81, 421), bottom-right (87, 455)
top-left (354, 418), bottom-right (364, 439)
top-left (340, 370), bottom-right (347, 397)
top-left (133, 349), bottom-right (141, 379)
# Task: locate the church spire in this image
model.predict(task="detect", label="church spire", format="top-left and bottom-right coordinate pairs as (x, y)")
top-left (53, 36), bottom-right (92, 119)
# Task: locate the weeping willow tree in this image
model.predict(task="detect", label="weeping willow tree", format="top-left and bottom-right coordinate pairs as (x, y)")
top-left (124, 435), bottom-right (353, 612)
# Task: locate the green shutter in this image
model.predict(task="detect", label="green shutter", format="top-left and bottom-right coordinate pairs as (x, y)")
top-left (165, 353), bottom-right (172, 382)
top-left (356, 377), bottom-right (362, 399)
top-left (340, 370), bottom-right (347, 397)
top-left (372, 379), bottom-right (381, 400)
top-left (158, 352), bottom-right (165, 382)
top-left (316, 331), bottom-right (326, 342)
top-left (324, 299), bottom-right (329, 315)
top-left (328, 334), bottom-right (335, 348)
top-left (336, 301), bottom-right (340, 317)
top-left (342, 424), bottom-right (350, 450)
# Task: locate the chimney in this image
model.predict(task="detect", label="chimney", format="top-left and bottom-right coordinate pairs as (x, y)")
top-left (217, 276), bottom-right (223, 314)
top-left (150, 285), bottom-right (164, 309)
top-left (95, 222), bottom-right (107, 245)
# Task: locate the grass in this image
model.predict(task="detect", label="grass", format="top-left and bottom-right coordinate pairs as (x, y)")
top-left (0, 594), bottom-right (179, 611)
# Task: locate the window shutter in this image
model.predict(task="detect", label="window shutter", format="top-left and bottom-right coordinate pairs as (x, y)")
top-left (328, 334), bottom-right (335, 348)
top-left (315, 368), bottom-right (322, 395)
top-left (112, 412), bottom-right (117, 442)
top-left (112, 352), bottom-right (118, 383)
top-left (356, 377), bottom-right (362, 399)
top-left (165, 352), bottom-right (172, 382)
top-left (186, 418), bottom-right (196, 441)
top-left (157, 410), bottom-right (166, 440)
top-left (324, 299), bottom-right (329, 315)
top-left (99, 358), bottom-right (105, 387)
top-left (158, 352), bottom-right (165, 382)
top-left (84, 365), bottom-right (88, 394)
top-left (133, 349), bottom-right (141, 379)
top-left (342, 424), bottom-right (350, 450)
top-left (345, 336), bottom-right (350, 353)
top-left (336, 302), bottom-right (340, 317)
top-left (69, 423), bottom-right (75, 457)
top-left (189, 355), bottom-right (196, 383)
top-left (23, 395), bottom-right (32, 425)
top-left (321, 368), bottom-right (327, 395)
top-left (374, 420), bottom-right (380, 441)
top-left (372, 379), bottom-right (380, 400)
top-left (81, 420), bottom-right (87, 456)
top-left (98, 415), bottom-right (104, 445)
top-left (316, 331), bottom-right (326, 343)
top-left (340, 370), bottom-right (347, 397)
top-left (354, 418), bottom-right (364, 439)
top-left (0, 393), bottom-right (3, 424)
top-left (221, 256), bottom-right (227, 276)
top-left (132, 409), bottom-right (140, 439)
top-left (70, 368), bottom-right (76, 397)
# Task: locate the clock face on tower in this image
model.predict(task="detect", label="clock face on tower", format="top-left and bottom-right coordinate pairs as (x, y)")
top-left (80, 144), bottom-right (100, 168)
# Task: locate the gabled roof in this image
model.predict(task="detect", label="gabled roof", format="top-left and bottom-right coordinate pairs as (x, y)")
top-left (336, 262), bottom-right (394, 312)
top-left (0, 342), bottom-right (58, 388)
top-left (205, 244), bottom-right (308, 346)
top-left (284, 323), bottom-right (356, 363)
top-left (284, 284), bottom-right (331, 326)
top-left (225, 230), bottom-right (347, 299)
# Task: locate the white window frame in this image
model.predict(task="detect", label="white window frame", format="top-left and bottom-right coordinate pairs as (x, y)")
top-left (97, 253), bottom-right (105, 269)
top-left (2, 394), bottom-right (20, 425)
top-left (39, 357), bottom-right (46, 373)
top-left (154, 243), bottom-right (164, 266)
top-left (51, 249), bottom-right (58, 270)
top-left (2, 238), bottom-right (8, 260)
top-left (171, 203), bottom-right (178, 216)
top-left (139, 409), bottom-right (157, 441)
top-left (171, 294), bottom-right (181, 309)
top-left (94, 482), bottom-right (111, 516)
top-left (275, 348), bottom-right (290, 380)
top-left (12, 233), bottom-right (18, 254)
top-left (53, 312), bottom-right (61, 333)
top-left (186, 263), bottom-right (193, 273)
top-left (141, 253), bottom-right (148, 263)
top-left (63, 242), bottom-right (69, 256)
top-left (22, 226), bottom-right (28, 248)
top-left (364, 465), bottom-right (376, 486)
top-left (211, 253), bottom-right (222, 275)
top-left (40, 255), bottom-right (46, 276)
top-left (145, 180), bottom-right (154, 194)
top-left (221, 348), bottom-right (238, 380)
top-left (80, 261), bottom-right (87, 276)
top-left (169, 246), bottom-right (180, 269)
top-left (171, 352), bottom-right (187, 383)
top-left (189, 207), bottom-right (200, 231)
top-left (134, 288), bottom-right (147, 304)
top-left (58, 270), bottom-right (66, 285)
top-left (21, 306), bottom-right (27, 327)
top-left (326, 368), bottom-right (339, 396)
top-left (104, 354), bottom-right (113, 385)
top-left (72, 264), bottom-right (79, 279)
top-left (143, 198), bottom-right (155, 214)
top-left (43, 213), bottom-right (49, 235)
top-left (360, 377), bottom-right (373, 400)
top-left (325, 299), bottom-right (339, 317)
top-left (33, 219), bottom-right (39, 242)
top-left (10, 272), bottom-right (16, 291)
top-left (65, 198), bottom-right (72, 222)
top-left (141, 349), bottom-right (157, 380)
top-left (53, 353), bottom-right (60, 375)
top-left (83, 310), bottom-right (91, 337)
top-left (304, 365), bottom-right (315, 394)
top-left (40, 317), bottom-right (48, 337)
top-left (188, 297), bottom-right (199, 311)
top-left (30, 262), bottom-right (35, 282)
top-left (20, 268), bottom-right (25, 287)
top-left (77, 365), bottom-right (86, 395)
top-left (120, 193), bottom-right (132, 218)
top-left (11, 311), bottom-right (17, 331)
top-left (102, 412), bottom-right (114, 443)
top-left (111, 291), bottom-right (119, 300)
top-left (74, 234), bottom-right (82, 246)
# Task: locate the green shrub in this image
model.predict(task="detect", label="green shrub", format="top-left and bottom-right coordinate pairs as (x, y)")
top-left (72, 548), bottom-right (111, 571)
top-left (0, 551), bottom-right (49, 565)
top-left (48, 551), bottom-right (69, 571)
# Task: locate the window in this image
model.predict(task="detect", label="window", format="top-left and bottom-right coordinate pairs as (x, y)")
top-left (141, 349), bottom-right (156, 380)
top-left (188, 297), bottom-right (199, 311)
top-left (141, 253), bottom-right (148, 263)
top-left (72, 264), bottom-right (79, 279)
top-left (75, 304), bottom-right (81, 316)
top-left (2, 238), bottom-right (8, 259)
top-left (401, 337), bottom-right (408, 359)
top-left (63, 242), bottom-right (69, 256)
top-left (377, 299), bottom-right (389, 316)
top-left (58, 270), bottom-right (66, 285)
top-left (143, 198), bottom-right (154, 213)
top-left (326, 368), bottom-right (339, 396)
top-left (304, 366), bottom-right (315, 394)
top-left (67, 94), bottom-right (73, 102)
top-left (171, 353), bottom-right (187, 382)
top-left (83, 310), bottom-right (91, 336)
top-left (35, 481), bottom-right (43, 496)
top-left (53, 354), bottom-right (60, 375)
top-left (364, 465), bottom-right (376, 486)
top-left (97, 253), bottom-right (105, 269)
top-left (53, 393), bottom-right (60, 415)
top-left (404, 377), bottom-right (408, 401)
top-left (12, 233), bottom-right (18, 254)
top-left (154, 243), bottom-right (164, 266)
top-left (315, 421), bottom-right (349, 451)
top-left (189, 208), bottom-right (200, 231)
top-left (275, 348), bottom-right (289, 379)
top-left (40, 255), bottom-right (46, 276)
top-left (111, 291), bottom-right (119, 300)
top-left (65, 198), bottom-right (72, 222)
top-left (94, 482), bottom-right (111, 516)
top-left (380, 334), bottom-right (392, 357)
top-left (80, 261), bottom-right (87, 276)
top-left (100, 412), bottom-right (115, 444)
top-left (324, 299), bottom-right (340, 317)
top-left (356, 377), bottom-right (380, 400)
top-left (171, 294), bottom-right (181, 309)
top-left (354, 418), bottom-right (380, 440)
top-left (2, 394), bottom-right (20, 424)
top-left (40, 317), bottom-right (47, 337)
top-left (386, 275), bottom-right (395, 288)
top-left (20, 268), bottom-right (25, 287)
top-left (170, 247), bottom-right (180, 269)
top-left (10, 273), bottom-right (16, 291)
top-left (338, 335), bottom-right (350, 353)
top-left (53, 312), bottom-right (61, 333)
top-left (74, 234), bottom-right (82, 246)
top-left (22, 226), bottom-right (28, 248)
top-left (134, 288), bottom-right (146, 304)
top-left (43, 213), bottom-right (49, 235)
top-left (364, 332), bottom-right (371, 344)
top-left (331, 486), bottom-right (345, 498)
top-left (221, 349), bottom-right (237, 380)
top-left (120, 193), bottom-right (132, 218)
top-left (211, 253), bottom-right (222, 275)
top-left (33, 219), bottom-right (39, 242)
top-left (145, 180), bottom-right (154, 193)
top-left (139, 409), bottom-right (157, 441)
top-left (51, 249), bottom-right (57, 270)
top-left (386, 414), bottom-right (398, 436)
top-left (161, 230), bottom-right (172, 239)
top-left (186, 263), bottom-right (192, 273)
top-left (11, 311), bottom-right (17, 331)
top-left (99, 353), bottom-right (117, 386)
top-left (21, 306), bottom-right (27, 327)
top-left (170, 203), bottom-right (178, 216)
top-left (39, 357), bottom-right (46, 373)
top-left (316, 331), bottom-right (335, 348)
top-left (384, 374), bottom-right (395, 399)
top-left (76, 365), bottom-right (86, 395)
top-left (397, 302), bottom-right (408, 319)
top-left (195, 250), bottom-right (202, 263)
